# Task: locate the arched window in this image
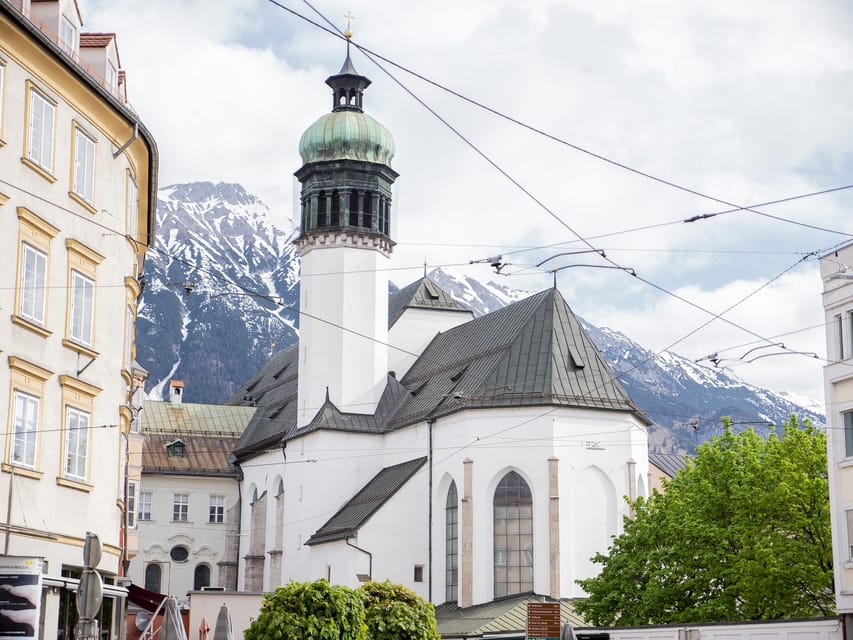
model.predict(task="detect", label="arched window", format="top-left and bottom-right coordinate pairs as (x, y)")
top-left (349, 190), bottom-right (360, 226)
top-left (493, 471), bottom-right (533, 598)
top-left (362, 192), bottom-right (373, 229)
top-left (194, 564), bottom-right (211, 590)
top-left (317, 191), bottom-right (327, 227)
top-left (144, 563), bottom-right (162, 593)
top-left (331, 190), bottom-right (340, 226)
top-left (445, 481), bottom-right (458, 602)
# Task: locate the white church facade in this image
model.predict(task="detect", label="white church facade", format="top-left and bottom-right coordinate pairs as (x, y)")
top-left (228, 46), bottom-right (650, 608)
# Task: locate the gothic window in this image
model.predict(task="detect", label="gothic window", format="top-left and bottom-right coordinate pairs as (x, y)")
top-left (194, 564), bottom-right (211, 590)
top-left (144, 563), bottom-right (161, 593)
top-left (493, 471), bottom-right (533, 598)
top-left (445, 481), bottom-right (458, 602)
top-left (349, 190), bottom-right (360, 226)
top-left (331, 189), bottom-right (340, 226)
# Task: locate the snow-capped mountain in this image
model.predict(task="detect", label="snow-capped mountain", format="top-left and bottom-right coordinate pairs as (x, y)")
top-left (137, 182), bottom-right (299, 403)
top-left (137, 182), bottom-right (824, 452)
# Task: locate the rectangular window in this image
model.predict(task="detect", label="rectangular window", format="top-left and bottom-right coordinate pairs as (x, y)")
top-left (173, 494), bottom-right (188, 522)
top-left (414, 565), bottom-right (424, 583)
top-left (209, 495), bottom-right (225, 523)
top-left (107, 61), bottom-right (117, 89)
top-left (20, 243), bottom-right (47, 324)
top-left (845, 411), bottom-right (853, 459)
top-left (64, 406), bottom-right (89, 481)
top-left (12, 391), bottom-right (39, 468)
top-left (847, 509), bottom-right (853, 561)
top-left (138, 491), bottom-right (152, 521)
top-left (72, 127), bottom-right (96, 205)
top-left (27, 87), bottom-right (55, 172)
top-left (127, 481), bottom-right (137, 528)
top-left (69, 271), bottom-right (94, 346)
top-left (59, 15), bottom-right (76, 54)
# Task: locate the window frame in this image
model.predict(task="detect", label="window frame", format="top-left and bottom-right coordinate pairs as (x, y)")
top-left (126, 170), bottom-right (139, 241)
top-left (19, 242), bottom-right (48, 325)
top-left (24, 82), bottom-right (57, 179)
top-left (5, 357), bottom-right (52, 476)
top-left (127, 480), bottom-right (137, 528)
top-left (64, 239), bottom-right (103, 355)
top-left (138, 491), bottom-right (152, 521)
top-left (0, 59), bottom-right (6, 144)
top-left (14, 207), bottom-right (59, 337)
top-left (173, 493), bottom-right (189, 522)
top-left (58, 375), bottom-right (101, 489)
top-left (70, 122), bottom-right (97, 209)
top-left (844, 410), bottom-right (853, 459)
top-left (209, 495), bottom-right (225, 524)
top-left (445, 481), bottom-right (459, 602)
top-left (11, 390), bottom-right (39, 469)
top-left (493, 471), bottom-right (534, 599)
top-left (59, 14), bottom-right (77, 54)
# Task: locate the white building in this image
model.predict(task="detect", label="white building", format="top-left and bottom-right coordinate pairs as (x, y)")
top-left (228, 47), bottom-right (650, 610)
top-left (820, 240), bottom-right (853, 627)
top-left (127, 382), bottom-right (254, 603)
top-left (0, 0), bottom-right (157, 637)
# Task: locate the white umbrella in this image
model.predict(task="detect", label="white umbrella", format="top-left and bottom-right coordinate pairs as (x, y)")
top-left (212, 604), bottom-right (233, 640)
top-left (160, 597), bottom-right (188, 640)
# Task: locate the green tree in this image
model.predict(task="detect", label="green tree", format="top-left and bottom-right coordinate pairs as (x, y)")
top-left (359, 581), bottom-right (440, 640)
top-left (244, 580), bottom-right (366, 640)
top-left (575, 416), bottom-right (833, 626)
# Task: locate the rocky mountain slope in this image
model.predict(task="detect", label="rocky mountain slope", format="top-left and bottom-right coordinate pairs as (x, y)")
top-left (137, 182), bottom-right (824, 452)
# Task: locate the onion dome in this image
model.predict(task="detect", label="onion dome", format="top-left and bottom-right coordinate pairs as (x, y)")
top-left (298, 51), bottom-right (395, 166)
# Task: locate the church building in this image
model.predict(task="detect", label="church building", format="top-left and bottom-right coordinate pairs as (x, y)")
top-left (228, 45), bottom-right (651, 608)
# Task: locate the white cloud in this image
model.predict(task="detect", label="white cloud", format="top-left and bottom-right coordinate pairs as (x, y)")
top-left (79, 0), bottom-right (853, 400)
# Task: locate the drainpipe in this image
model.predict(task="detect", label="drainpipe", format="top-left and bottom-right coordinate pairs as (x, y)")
top-left (428, 418), bottom-right (435, 602)
top-left (346, 539), bottom-right (372, 581)
top-left (4, 466), bottom-right (14, 554)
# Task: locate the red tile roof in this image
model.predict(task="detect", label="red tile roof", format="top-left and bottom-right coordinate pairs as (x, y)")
top-left (80, 32), bottom-right (114, 47)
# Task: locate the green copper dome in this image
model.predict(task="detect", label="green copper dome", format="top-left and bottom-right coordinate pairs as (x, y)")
top-left (298, 110), bottom-right (396, 166)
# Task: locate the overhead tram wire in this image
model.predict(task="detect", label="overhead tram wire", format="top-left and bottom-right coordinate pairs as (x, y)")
top-left (294, 1), bottom-right (849, 382)
top-left (266, 0), bottom-right (853, 240)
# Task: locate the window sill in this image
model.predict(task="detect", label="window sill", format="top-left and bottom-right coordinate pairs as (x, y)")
top-left (56, 476), bottom-right (93, 492)
top-left (838, 459), bottom-right (853, 469)
top-left (11, 314), bottom-right (52, 338)
top-left (68, 191), bottom-right (97, 215)
top-left (62, 338), bottom-right (99, 359)
top-left (20, 157), bottom-right (57, 183)
top-left (208, 521), bottom-right (225, 525)
top-left (1, 463), bottom-right (43, 480)
top-left (171, 520), bottom-right (192, 524)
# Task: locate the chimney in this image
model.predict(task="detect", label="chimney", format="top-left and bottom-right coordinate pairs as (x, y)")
top-left (169, 380), bottom-right (185, 404)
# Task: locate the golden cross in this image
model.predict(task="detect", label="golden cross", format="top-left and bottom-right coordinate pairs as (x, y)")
top-left (343, 11), bottom-right (355, 39)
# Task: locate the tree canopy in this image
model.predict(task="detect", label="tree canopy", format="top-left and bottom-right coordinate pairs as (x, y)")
top-left (575, 417), bottom-right (833, 626)
top-left (361, 581), bottom-right (440, 640)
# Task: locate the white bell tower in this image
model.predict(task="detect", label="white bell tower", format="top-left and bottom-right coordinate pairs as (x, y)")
top-left (294, 45), bottom-right (398, 428)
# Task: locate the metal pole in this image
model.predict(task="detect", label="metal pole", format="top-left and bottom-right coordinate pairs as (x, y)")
top-left (5, 466), bottom-right (15, 554)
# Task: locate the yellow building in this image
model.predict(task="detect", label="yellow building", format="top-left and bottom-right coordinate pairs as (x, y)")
top-left (821, 240), bottom-right (853, 627)
top-left (0, 0), bottom-right (157, 638)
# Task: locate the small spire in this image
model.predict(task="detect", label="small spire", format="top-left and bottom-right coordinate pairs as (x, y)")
top-left (343, 10), bottom-right (354, 39)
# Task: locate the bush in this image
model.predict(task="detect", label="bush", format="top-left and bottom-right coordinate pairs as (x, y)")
top-left (244, 580), bottom-right (367, 640)
top-left (359, 581), bottom-right (440, 640)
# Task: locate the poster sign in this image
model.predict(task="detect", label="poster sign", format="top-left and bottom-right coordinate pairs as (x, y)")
top-left (0, 557), bottom-right (43, 640)
top-left (527, 602), bottom-right (561, 640)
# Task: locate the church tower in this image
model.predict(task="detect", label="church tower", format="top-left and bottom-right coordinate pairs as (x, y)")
top-left (294, 43), bottom-right (398, 427)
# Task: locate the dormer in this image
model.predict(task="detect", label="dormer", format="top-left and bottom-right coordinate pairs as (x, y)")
top-left (166, 439), bottom-right (186, 459)
top-left (80, 32), bottom-right (121, 92)
top-left (30, 0), bottom-right (83, 57)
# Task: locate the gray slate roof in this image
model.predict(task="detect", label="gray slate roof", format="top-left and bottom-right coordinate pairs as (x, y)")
top-left (388, 277), bottom-right (471, 327)
top-left (228, 282), bottom-right (648, 460)
top-left (306, 456), bottom-right (427, 545)
top-left (649, 452), bottom-right (688, 478)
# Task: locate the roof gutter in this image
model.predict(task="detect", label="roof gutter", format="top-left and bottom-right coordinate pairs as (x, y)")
top-left (346, 538), bottom-right (372, 582)
top-left (0, 0), bottom-right (159, 249)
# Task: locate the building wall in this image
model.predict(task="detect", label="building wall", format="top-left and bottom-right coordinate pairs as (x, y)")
top-left (388, 306), bottom-right (473, 379)
top-left (237, 404), bottom-right (648, 608)
top-left (0, 2), bottom-right (154, 639)
top-left (820, 241), bottom-right (853, 616)
top-left (128, 474), bottom-right (239, 602)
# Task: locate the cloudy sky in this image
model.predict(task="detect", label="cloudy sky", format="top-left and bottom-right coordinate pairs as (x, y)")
top-left (80, 0), bottom-right (853, 404)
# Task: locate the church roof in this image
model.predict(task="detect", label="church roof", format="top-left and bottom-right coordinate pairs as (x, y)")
top-left (390, 287), bottom-right (649, 427)
top-left (305, 456), bottom-right (427, 546)
top-left (388, 277), bottom-right (471, 327)
top-left (228, 283), bottom-right (648, 460)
